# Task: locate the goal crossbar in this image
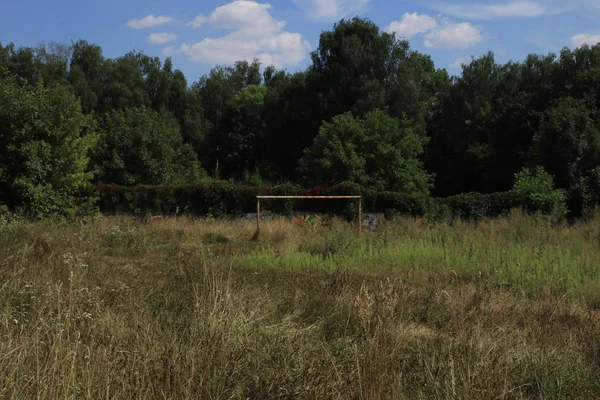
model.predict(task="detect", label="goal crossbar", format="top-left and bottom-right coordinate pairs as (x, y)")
top-left (257, 196), bottom-right (361, 199)
top-left (255, 196), bottom-right (362, 234)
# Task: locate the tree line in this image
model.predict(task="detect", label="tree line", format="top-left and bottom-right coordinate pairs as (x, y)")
top-left (1, 17), bottom-right (600, 217)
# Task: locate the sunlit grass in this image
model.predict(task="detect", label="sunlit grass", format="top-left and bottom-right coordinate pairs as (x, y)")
top-left (1, 212), bottom-right (599, 398)
top-left (234, 211), bottom-right (600, 297)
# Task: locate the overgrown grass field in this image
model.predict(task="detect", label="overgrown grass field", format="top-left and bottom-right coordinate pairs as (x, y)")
top-left (1, 213), bottom-right (600, 398)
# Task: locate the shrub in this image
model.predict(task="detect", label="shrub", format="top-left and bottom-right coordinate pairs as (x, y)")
top-left (375, 192), bottom-right (434, 219)
top-left (93, 107), bottom-right (204, 186)
top-left (299, 110), bottom-right (432, 194)
top-left (440, 192), bottom-right (517, 221)
top-left (0, 73), bottom-right (97, 217)
top-left (512, 167), bottom-right (568, 216)
top-left (94, 182), bottom-right (566, 221)
top-left (96, 182), bottom-right (274, 217)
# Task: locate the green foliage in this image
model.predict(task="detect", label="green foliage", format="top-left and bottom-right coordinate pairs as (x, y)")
top-left (531, 97), bottom-right (600, 215)
top-left (95, 182), bottom-right (369, 218)
top-left (512, 167), bottom-right (568, 216)
top-left (68, 40), bottom-right (105, 113)
top-left (0, 203), bottom-right (18, 228)
top-left (310, 17), bottom-right (446, 130)
top-left (95, 182), bottom-right (565, 222)
top-left (375, 191), bottom-right (517, 222)
top-left (375, 192), bottom-right (434, 218)
top-left (6, 26), bottom-right (600, 217)
top-left (270, 182), bottom-right (300, 215)
top-left (96, 182), bottom-right (268, 217)
top-left (299, 110), bottom-right (432, 193)
top-left (428, 52), bottom-right (553, 196)
top-left (0, 72), bottom-right (97, 217)
top-left (440, 192), bottom-right (517, 221)
top-left (94, 107), bottom-right (204, 186)
top-left (218, 85), bottom-right (267, 178)
top-left (198, 60), bottom-right (263, 176)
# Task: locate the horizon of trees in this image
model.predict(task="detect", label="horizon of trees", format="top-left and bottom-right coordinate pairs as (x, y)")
top-left (2, 17), bottom-right (600, 216)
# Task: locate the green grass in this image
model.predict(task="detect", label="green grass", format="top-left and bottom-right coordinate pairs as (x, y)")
top-left (1, 212), bottom-right (599, 398)
top-left (236, 212), bottom-right (600, 297)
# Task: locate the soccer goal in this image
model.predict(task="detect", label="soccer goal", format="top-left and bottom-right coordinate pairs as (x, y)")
top-left (255, 196), bottom-right (363, 235)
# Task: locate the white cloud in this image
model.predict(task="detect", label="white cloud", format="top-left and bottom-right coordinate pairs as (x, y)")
top-left (180, 33), bottom-right (309, 68)
top-left (178, 0), bottom-right (311, 68)
top-left (209, 0), bottom-right (285, 33)
top-left (424, 21), bottom-right (484, 49)
top-left (571, 33), bottom-right (600, 47)
top-left (386, 13), bottom-right (438, 38)
top-left (186, 13), bottom-right (208, 28)
top-left (126, 15), bottom-right (174, 29)
top-left (148, 33), bottom-right (178, 44)
top-left (385, 13), bottom-right (485, 50)
top-left (294, 0), bottom-right (370, 21)
top-left (431, 1), bottom-right (565, 19)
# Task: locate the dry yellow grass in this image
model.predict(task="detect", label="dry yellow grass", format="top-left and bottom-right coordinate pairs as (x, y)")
top-left (1, 214), bottom-right (599, 398)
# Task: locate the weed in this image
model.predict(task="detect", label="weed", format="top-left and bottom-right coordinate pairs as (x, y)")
top-left (1, 215), bottom-right (599, 398)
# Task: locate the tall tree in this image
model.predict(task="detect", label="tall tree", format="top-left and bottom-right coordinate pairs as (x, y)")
top-left (261, 70), bottom-right (323, 180)
top-left (299, 109), bottom-right (432, 193)
top-left (427, 53), bottom-right (548, 196)
top-left (218, 85), bottom-right (267, 178)
top-left (93, 107), bottom-right (203, 186)
top-left (102, 54), bottom-right (150, 112)
top-left (0, 70), bottom-right (97, 216)
top-left (68, 40), bottom-right (106, 113)
top-left (197, 60), bottom-right (263, 175)
top-left (531, 97), bottom-right (600, 214)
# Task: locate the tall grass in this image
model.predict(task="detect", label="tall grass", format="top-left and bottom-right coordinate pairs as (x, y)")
top-left (0, 213), bottom-right (599, 398)
top-left (238, 211), bottom-right (600, 297)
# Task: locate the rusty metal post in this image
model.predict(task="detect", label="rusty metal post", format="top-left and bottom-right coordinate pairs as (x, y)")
top-left (358, 198), bottom-right (362, 233)
top-left (256, 199), bottom-right (261, 236)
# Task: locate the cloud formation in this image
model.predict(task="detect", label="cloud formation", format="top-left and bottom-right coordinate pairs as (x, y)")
top-left (387, 13), bottom-right (485, 50)
top-left (186, 14), bottom-right (208, 28)
top-left (148, 33), bottom-right (178, 44)
top-left (425, 21), bottom-right (484, 49)
top-left (431, 1), bottom-right (564, 20)
top-left (126, 15), bottom-right (174, 29)
top-left (571, 33), bottom-right (600, 47)
top-left (178, 0), bottom-right (311, 68)
top-left (385, 13), bottom-right (438, 38)
top-left (294, 0), bottom-right (370, 21)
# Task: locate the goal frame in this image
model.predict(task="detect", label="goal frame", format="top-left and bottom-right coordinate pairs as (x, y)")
top-left (255, 196), bottom-right (362, 235)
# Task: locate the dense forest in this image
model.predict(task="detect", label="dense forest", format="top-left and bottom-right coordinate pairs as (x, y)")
top-left (2, 17), bottom-right (600, 218)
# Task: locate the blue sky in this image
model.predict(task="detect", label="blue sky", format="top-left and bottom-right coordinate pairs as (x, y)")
top-left (1, 0), bottom-right (600, 82)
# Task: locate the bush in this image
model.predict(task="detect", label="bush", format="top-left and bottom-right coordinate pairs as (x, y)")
top-left (0, 73), bottom-right (97, 217)
top-left (96, 183), bottom-right (370, 219)
top-left (441, 192), bottom-right (517, 221)
top-left (96, 182), bottom-right (277, 217)
top-left (94, 107), bottom-right (204, 186)
top-left (299, 110), bottom-right (432, 194)
top-left (94, 182), bottom-right (566, 221)
top-left (298, 182), bottom-right (376, 219)
top-left (512, 167), bottom-right (568, 216)
top-left (271, 183), bottom-right (299, 215)
top-left (375, 192), bottom-right (434, 219)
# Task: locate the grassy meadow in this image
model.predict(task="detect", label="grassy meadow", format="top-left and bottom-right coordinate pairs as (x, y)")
top-left (1, 212), bottom-right (600, 399)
